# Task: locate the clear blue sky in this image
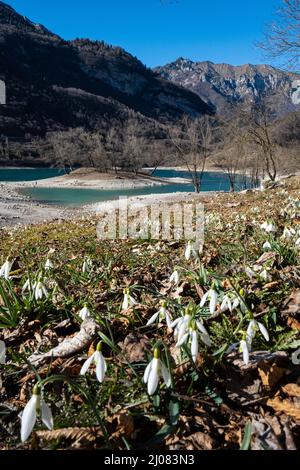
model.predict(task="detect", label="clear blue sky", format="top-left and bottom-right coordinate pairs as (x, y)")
top-left (7, 0), bottom-right (281, 67)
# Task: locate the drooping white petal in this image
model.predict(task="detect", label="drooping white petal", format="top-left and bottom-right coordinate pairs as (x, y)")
top-left (191, 330), bottom-right (199, 362)
top-left (146, 310), bottom-right (160, 326)
top-left (200, 291), bottom-right (209, 308)
top-left (122, 294), bottom-right (129, 310)
top-left (20, 395), bottom-right (39, 442)
top-left (143, 360), bottom-right (153, 384)
top-left (160, 361), bottom-right (172, 388)
top-left (0, 340), bottom-right (6, 364)
top-left (176, 332), bottom-right (189, 347)
top-left (41, 401), bottom-right (53, 430)
top-left (80, 353), bottom-right (95, 376)
top-left (196, 321), bottom-right (209, 336)
top-left (209, 290), bottom-right (217, 314)
top-left (129, 295), bottom-right (137, 306)
top-left (240, 340), bottom-right (249, 365)
top-left (147, 358), bottom-right (159, 395)
top-left (95, 351), bottom-right (107, 383)
top-left (246, 320), bottom-right (256, 340)
top-left (258, 322), bottom-right (269, 342)
top-left (170, 317), bottom-right (181, 329)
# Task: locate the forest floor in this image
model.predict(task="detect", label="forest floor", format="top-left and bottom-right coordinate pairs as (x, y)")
top-left (0, 175), bottom-right (299, 450)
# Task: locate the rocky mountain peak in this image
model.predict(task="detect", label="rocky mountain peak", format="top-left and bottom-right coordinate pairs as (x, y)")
top-left (154, 59), bottom-right (300, 115)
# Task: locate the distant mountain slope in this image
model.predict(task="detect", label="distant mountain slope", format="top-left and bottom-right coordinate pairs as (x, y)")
top-left (154, 58), bottom-right (300, 116)
top-left (0, 1), bottom-right (211, 144)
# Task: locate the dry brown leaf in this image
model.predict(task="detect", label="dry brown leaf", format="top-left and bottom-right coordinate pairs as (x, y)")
top-left (108, 412), bottom-right (135, 440)
top-left (185, 432), bottom-right (216, 450)
top-left (258, 363), bottom-right (286, 388)
top-left (282, 383), bottom-right (300, 398)
top-left (267, 397), bottom-right (300, 421)
top-left (281, 290), bottom-right (300, 318)
top-left (36, 427), bottom-right (103, 443)
top-left (287, 317), bottom-right (300, 330)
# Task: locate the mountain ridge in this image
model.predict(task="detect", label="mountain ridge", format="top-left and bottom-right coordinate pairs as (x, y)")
top-left (154, 57), bottom-right (300, 115)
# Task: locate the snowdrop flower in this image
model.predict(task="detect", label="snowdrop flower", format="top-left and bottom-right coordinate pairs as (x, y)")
top-left (169, 269), bottom-right (179, 284)
top-left (147, 301), bottom-right (172, 329)
top-left (22, 278), bottom-right (32, 293)
top-left (296, 238), bottom-right (300, 247)
top-left (0, 259), bottom-right (13, 280)
top-left (200, 287), bottom-right (218, 314)
top-left (80, 342), bottom-right (107, 383)
top-left (143, 348), bottom-right (171, 396)
top-left (220, 293), bottom-right (240, 313)
top-left (0, 340), bottom-right (6, 364)
top-left (78, 305), bottom-right (91, 320)
top-left (44, 258), bottom-right (53, 270)
top-left (172, 310), bottom-right (192, 344)
top-left (239, 339), bottom-right (250, 365)
top-left (282, 227), bottom-right (296, 240)
top-left (185, 241), bottom-right (200, 261)
top-left (247, 319), bottom-right (269, 344)
top-left (176, 321), bottom-right (211, 361)
top-left (226, 337), bottom-right (250, 365)
top-left (20, 385), bottom-right (53, 442)
top-left (263, 241), bottom-right (272, 252)
top-left (33, 281), bottom-right (48, 301)
top-left (260, 222), bottom-right (275, 233)
top-left (122, 288), bottom-right (137, 310)
top-left (82, 258), bottom-right (93, 274)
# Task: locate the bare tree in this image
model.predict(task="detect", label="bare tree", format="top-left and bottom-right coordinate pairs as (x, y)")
top-left (169, 115), bottom-right (213, 193)
top-left (244, 103), bottom-right (278, 182)
top-left (122, 118), bottom-right (146, 174)
top-left (259, 0), bottom-right (300, 72)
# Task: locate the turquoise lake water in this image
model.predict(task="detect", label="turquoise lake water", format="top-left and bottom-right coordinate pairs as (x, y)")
top-left (0, 168), bottom-right (252, 207)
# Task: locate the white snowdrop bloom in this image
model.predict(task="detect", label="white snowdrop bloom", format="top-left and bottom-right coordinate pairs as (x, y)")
top-left (82, 258), bottom-right (93, 273)
top-left (184, 241), bottom-right (200, 261)
top-left (20, 386), bottom-right (53, 443)
top-left (80, 343), bottom-right (107, 383)
top-left (247, 319), bottom-right (269, 344)
top-left (260, 222), bottom-right (275, 233)
top-left (44, 258), bottom-right (53, 270)
top-left (172, 311), bottom-right (192, 344)
top-left (22, 278), bottom-right (32, 293)
top-left (239, 339), bottom-right (250, 365)
top-left (78, 305), bottom-right (91, 320)
top-left (263, 241), bottom-right (272, 252)
top-left (0, 340), bottom-right (6, 364)
top-left (295, 237), bottom-right (300, 247)
top-left (122, 288), bottom-right (137, 310)
top-left (176, 321), bottom-right (211, 360)
top-left (282, 227), bottom-right (296, 240)
top-left (0, 259), bottom-right (13, 280)
top-left (147, 301), bottom-right (172, 329)
top-left (200, 288), bottom-right (218, 314)
top-left (33, 281), bottom-right (48, 301)
top-left (169, 269), bottom-right (179, 284)
top-left (143, 348), bottom-right (171, 396)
